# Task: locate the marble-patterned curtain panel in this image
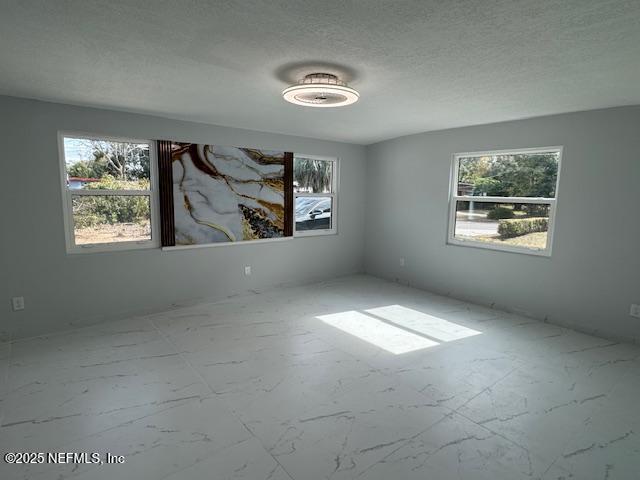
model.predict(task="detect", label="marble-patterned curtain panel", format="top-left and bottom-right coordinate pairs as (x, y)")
top-left (167, 143), bottom-right (291, 245)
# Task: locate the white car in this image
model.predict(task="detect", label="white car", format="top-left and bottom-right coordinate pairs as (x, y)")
top-left (295, 197), bottom-right (331, 230)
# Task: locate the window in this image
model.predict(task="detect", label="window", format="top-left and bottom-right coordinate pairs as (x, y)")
top-left (59, 133), bottom-right (159, 253)
top-left (293, 155), bottom-right (338, 236)
top-left (448, 147), bottom-right (561, 256)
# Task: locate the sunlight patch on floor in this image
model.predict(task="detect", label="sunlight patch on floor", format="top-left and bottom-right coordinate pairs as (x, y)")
top-left (316, 310), bottom-right (439, 354)
top-left (316, 305), bottom-right (481, 354)
top-left (365, 305), bottom-right (482, 342)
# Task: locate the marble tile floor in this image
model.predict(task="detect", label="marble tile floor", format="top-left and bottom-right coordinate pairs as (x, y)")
top-left (1, 274), bottom-right (639, 479)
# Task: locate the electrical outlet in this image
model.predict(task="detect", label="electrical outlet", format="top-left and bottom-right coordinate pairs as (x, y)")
top-left (399, 257), bottom-right (405, 267)
top-left (630, 304), bottom-right (640, 319)
top-left (12, 296), bottom-right (25, 311)
top-left (244, 266), bottom-right (252, 276)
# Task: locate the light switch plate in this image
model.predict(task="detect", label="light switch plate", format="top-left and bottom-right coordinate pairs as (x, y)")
top-left (244, 266), bottom-right (252, 276)
top-left (630, 304), bottom-right (640, 319)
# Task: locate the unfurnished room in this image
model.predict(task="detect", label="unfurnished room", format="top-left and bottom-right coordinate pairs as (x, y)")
top-left (0, 1), bottom-right (639, 479)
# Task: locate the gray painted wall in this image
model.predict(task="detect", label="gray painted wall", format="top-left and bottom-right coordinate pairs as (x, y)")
top-left (0, 96), bottom-right (367, 340)
top-left (2, 97), bottom-right (638, 343)
top-left (365, 107), bottom-right (640, 343)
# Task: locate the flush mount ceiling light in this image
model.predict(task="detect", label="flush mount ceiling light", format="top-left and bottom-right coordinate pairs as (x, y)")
top-left (282, 73), bottom-right (359, 108)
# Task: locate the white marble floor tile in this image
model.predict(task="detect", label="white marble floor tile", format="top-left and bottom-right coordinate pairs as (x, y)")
top-left (0, 356), bottom-right (211, 453)
top-left (1, 275), bottom-right (639, 480)
top-left (266, 374), bottom-right (451, 480)
top-left (1, 395), bottom-right (251, 480)
top-left (455, 348), bottom-right (637, 476)
top-left (162, 437), bottom-right (293, 480)
top-left (359, 411), bottom-right (540, 480)
top-left (386, 343), bottom-right (522, 410)
top-left (539, 361), bottom-right (640, 479)
top-left (8, 317), bottom-right (167, 367)
top-left (545, 409), bottom-right (639, 480)
top-left (1, 319), bottom-right (212, 453)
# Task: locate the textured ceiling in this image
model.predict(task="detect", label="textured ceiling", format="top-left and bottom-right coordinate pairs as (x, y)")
top-left (1, 0), bottom-right (639, 144)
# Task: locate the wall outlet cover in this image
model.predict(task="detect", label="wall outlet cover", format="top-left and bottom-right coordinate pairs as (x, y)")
top-left (12, 296), bottom-right (25, 311)
top-left (630, 304), bottom-right (640, 319)
top-left (244, 266), bottom-right (252, 276)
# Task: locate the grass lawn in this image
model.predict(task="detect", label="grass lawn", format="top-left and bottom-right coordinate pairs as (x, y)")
top-left (473, 231), bottom-right (547, 249)
top-left (75, 221), bottom-right (151, 244)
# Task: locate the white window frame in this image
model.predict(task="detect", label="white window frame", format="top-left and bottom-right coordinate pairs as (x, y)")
top-left (58, 131), bottom-right (160, 254)
top-left (447, 146), bottom-right (563, 257)
top-left (293, 154), bottom-right (339, 237)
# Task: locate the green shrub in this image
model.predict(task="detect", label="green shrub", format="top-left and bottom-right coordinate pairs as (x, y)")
top-left (487, 206), bottom-right (515, 220)
top-left (498, 217), bottom-right (549, 239)
top-left (521, 204), bottom-right (549, 217)
top-left (84, 175), bottom-right (150, 191)
top-left (73, 176), bottom-right (150, 228)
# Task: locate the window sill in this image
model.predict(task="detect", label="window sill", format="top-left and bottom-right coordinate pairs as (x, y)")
top-left (67, 241), bottom-right (159, 254)
top-left (162, 236), bottom-right (294, 251)
top-left (446, 238), bottom-right (551, 257)
top-left (293, 229), bottom-right (338, 238)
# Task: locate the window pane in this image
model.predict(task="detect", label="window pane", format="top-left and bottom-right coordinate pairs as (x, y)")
top-left (295, 196), bottom-right (332, 231)
top-left (72, 195), bottom-right (151, 245)
top-left (293, 157), bottom-right (333, 193)
top-left (63, 137), bottom-right (150, 190)
top-left (454, 201), bottom-right (550, 251)
top-left (457, 151), bottom-right (559, 198)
